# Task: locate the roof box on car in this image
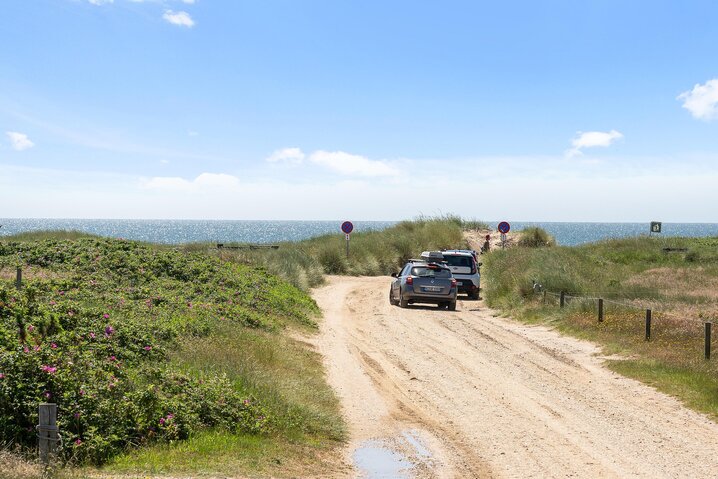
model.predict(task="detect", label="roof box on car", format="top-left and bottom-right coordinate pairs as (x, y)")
top-left (420, 251), bottom-right (445, 262)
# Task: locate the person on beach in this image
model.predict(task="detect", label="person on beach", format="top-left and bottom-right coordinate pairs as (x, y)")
top-left (481, 234), bottom-right (490, 254)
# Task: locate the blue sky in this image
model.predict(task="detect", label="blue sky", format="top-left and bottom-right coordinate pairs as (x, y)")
top-left (1, 0), bottom-right (717, 221)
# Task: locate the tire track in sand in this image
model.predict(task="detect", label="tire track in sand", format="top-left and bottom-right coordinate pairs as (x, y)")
top-left (313, 276), bottom-right (718, 478)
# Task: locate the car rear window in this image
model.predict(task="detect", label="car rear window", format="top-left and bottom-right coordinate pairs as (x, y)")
top-left (443, 256), bottom-right (473, 267)
top-left (411, 267), bottom-right (451, 278)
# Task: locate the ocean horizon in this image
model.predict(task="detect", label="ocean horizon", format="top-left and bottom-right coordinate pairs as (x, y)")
top-left (1, 218), bottom-right (717, 247)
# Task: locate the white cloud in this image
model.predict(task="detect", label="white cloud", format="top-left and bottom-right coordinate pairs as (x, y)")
top-left (181, 0), bottom-right (196, 4)
top-left (194, 172), bottom-right (240, 188)
top-left (308, 150), bottom-right (400, 177)
top-left (266, 147), bottom-right (305, 165)
top-left (163, 10), bottom-right (195, 27)
top-left (567, 130), bottom-right (623, 157)
top-left (88, 0), bottom-right (114, 5)
top-left (141, 173), bottom-right (239, 191)
top-left (677, 78), bottom-right (718, 121)
top-left (5, 132), bottom-right (35, 151)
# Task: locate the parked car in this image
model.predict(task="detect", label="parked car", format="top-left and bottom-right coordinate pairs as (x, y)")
top-left (439, 250), bottom-right (481, 299)
top-left (389, 260), bottom-right (458, 310)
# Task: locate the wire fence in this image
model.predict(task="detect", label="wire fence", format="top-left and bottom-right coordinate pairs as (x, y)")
top-left (533, 282), bottom-right (713, 360)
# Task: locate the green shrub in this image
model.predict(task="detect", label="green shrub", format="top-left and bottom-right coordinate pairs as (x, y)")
top-left (0, 237), bottom-right (318, 465)
top-left (518, 227), bottom-right (555, 248)
top-left (317, 247), bottom-right (347, 274)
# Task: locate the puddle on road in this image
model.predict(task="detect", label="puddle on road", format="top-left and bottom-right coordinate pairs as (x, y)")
top-left (353, 430), bottom-right (433, 478)
top-left (401, 431), bottom-right (431, 458)
top-left (354, 442), bottom-right (412, 478)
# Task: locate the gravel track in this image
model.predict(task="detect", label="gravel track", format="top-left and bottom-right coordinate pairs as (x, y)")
top-left (312, 276), bottom-right (718, 478)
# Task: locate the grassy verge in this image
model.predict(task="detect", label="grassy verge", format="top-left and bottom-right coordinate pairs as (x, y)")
top-left (483, 235), bottom-right (718, 419)
top-left (0, 232), bottom-right (343, 477)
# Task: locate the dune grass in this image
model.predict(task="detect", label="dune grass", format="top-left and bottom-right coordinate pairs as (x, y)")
top-left (202, 215), bottom-right (473, 290)
top-left (484, 235), bottom-right (718, 418)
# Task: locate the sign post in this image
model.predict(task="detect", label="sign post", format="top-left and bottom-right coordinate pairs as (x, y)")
top-left (650, 221), bottom-right (662, 236)
top-left (341, 221), bottom-right (354, 258)
top-left (497, 221), bottom-right (511, 249)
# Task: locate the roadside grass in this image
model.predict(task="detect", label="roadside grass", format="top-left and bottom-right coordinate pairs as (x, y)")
top-left (171, 323), bottom-right (344, 442)
top-left (201, 215), bottom-right (472, 290)
top-left (104, 430), bottom-right (343, 478)
top-left (484, 235), bottom-right (718, 419)
top-left (104, 324), bottom-right (345, 477)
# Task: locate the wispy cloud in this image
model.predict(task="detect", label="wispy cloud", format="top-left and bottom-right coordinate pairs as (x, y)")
top-left (2, 109), bottom-right (231, 163)
top-left (266, 147), bottom-right (305, 165)
top-left (163, 10), bottom-right (194, 27)
top-left (566, 130), bottom-right (623, 157)
top-left (141, 172), bottom-right (239, 191)
top-left (5, 131), bottom-right (35, 151)
top-left (88, 0), bottom-right (114, 5)
top-left (308, 150), bottom-right (400, 177)
top-left (678, 78), bottom-right (718, 121)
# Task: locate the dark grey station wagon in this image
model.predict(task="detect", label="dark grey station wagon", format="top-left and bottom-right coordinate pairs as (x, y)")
top-left (389, 260), bottom-right (458, 310)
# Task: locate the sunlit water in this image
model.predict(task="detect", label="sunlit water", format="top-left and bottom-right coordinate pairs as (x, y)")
top-left (0, 219), bottom-right (395, 244)
top-left (1, 219), bottom-right (717, 246)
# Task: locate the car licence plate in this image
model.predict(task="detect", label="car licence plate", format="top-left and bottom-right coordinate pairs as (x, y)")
top-left (423, 286), bottom-right (442, 292)
top-left (456, 281), bottom-right (463, 286)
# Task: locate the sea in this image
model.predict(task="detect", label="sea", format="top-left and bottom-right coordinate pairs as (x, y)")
top-left (0, 219), bottom-right (717, 247)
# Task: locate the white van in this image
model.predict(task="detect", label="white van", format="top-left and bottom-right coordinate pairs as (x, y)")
top-left (439, 250), bottom-right (481, 299)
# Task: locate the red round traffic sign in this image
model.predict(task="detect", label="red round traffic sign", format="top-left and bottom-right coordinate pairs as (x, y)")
top-left (341, 221), bottom-right (354, 234)
top-left (498, 221), bottom-right (511, 234)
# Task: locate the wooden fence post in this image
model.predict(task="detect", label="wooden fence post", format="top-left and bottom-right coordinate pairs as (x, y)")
top-left (706, 322), bottom-right (712, 360)
top-left (560, 291), bottom-right (565, 308)
top-left (16, 267), bottom-right (22, 290)
top-left (598, 298), bottom-right (604, 323)
top-left (645, 309), bottom-right (652, 341)
top-left (38, 403), bottom-right (58, 466)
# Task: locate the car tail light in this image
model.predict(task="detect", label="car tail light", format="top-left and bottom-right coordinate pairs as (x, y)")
top-left (451, 279), bottom-right (457, 287)
top-left (470, 261), bottom-right (477, 274)
top-left (406, 276), bottom-right (413, 285)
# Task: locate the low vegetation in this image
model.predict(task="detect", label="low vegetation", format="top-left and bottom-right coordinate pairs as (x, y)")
top-left (0, 233), bottom-right (343, 477)
top-left (203, 215), bottom-right (476, 290)
top-left (484, 235), bottom-right (718, 418)
top-left (517, 226), bottom-right (555, 248)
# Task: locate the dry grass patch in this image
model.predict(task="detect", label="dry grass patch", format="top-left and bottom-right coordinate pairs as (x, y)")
top-left (624, 266), bottom-right (718, 303)
top-left (0, 449), bottom-right (42, 479)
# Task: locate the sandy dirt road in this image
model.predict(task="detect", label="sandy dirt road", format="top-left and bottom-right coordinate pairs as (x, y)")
top-left (312, 276), bottom-right (718, 478)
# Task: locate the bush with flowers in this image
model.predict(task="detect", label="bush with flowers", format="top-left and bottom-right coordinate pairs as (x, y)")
top-left (0, 237), bottom-right (318, 464)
